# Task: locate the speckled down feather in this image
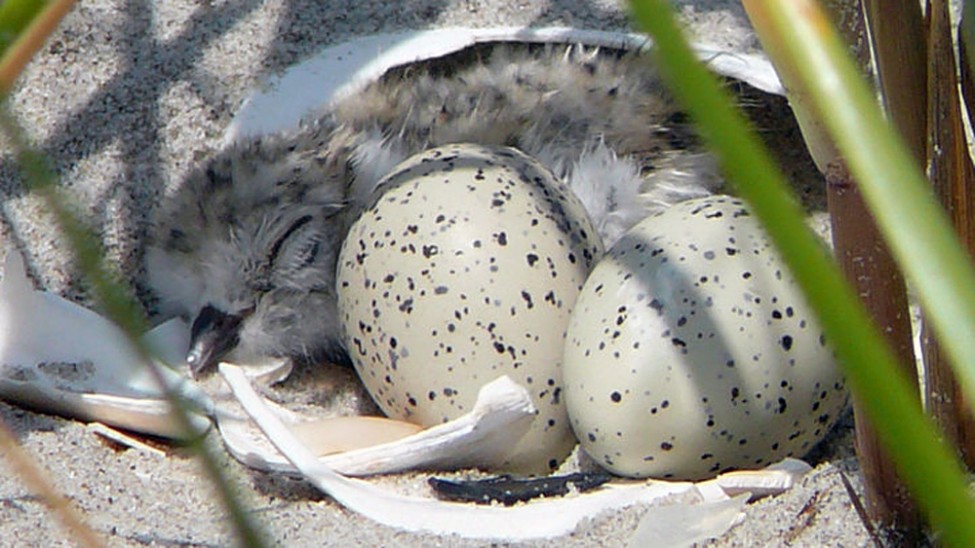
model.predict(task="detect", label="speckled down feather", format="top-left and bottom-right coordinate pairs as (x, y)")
top-left (146, 44), bottom-right (722, 369)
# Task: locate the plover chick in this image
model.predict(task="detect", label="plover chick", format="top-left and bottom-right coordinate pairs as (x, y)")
top-left (146, 43), bottom-right (722, 375)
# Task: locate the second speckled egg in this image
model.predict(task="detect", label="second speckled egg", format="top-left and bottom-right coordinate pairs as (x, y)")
top-left (564, 196), bottom-right (848, 480)
top-left (337, 143), bottom-right (603, 473)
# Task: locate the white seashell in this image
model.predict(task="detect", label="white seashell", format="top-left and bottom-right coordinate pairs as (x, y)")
top-left (216, 367), bottom-right (537, 476)
top-left (224, 27), bottom-right (783, 144)
top-left (220, 363), bottom-right (809, 541)
top-left (0, 250), bottom-right (211, 438)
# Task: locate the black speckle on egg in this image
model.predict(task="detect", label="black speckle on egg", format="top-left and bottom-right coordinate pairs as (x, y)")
top-left (422, 244), bottom-right (439, 258)
top-left (781, 335), bottom-right (793, 351)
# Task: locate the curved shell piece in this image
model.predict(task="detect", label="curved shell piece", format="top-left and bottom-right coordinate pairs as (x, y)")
top-left (217, 369), bottom-right (536, 476)
top-left (0, 250), bottom-right (210, 437)
top-left (225, 27), bottom-right (783, 143)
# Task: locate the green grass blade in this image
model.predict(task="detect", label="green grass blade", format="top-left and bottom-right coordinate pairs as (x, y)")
top-left (629, 0), bottom-right (975, 543)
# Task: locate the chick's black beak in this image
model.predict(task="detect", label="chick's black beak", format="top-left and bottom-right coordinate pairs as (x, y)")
top-left (186, 304), bottom-right (243, 376)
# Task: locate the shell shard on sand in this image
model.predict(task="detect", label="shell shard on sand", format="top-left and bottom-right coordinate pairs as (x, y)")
top-left (216, 369), bottom-right (537, 476)
top-left (0, 249), bottom-right (210, 438)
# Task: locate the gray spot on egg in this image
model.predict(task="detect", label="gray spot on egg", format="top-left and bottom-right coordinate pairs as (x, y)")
top-left (563, 195), bottom-right (848, 480)
top-left (337, 143), bottom-right (603, 473)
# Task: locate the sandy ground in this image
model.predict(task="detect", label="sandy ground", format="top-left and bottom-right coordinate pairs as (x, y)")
top-left (0, 1), bottom-right (876, 546)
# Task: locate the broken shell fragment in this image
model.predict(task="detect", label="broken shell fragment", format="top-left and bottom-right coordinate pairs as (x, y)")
top-left (216, 366), bottom-right (536, 476)
top-left (0, 250), bottom-right (211, 438)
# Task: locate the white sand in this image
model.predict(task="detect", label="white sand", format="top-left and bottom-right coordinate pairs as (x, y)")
top-left (0, 1), bottom-right (872, 545)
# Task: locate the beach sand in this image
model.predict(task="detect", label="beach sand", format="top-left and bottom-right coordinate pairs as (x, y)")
top-left (0, 1), bottom-right (873, 545)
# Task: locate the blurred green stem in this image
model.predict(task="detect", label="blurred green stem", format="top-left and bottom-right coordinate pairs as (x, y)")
top-left (0, 106), bottom-right (267, 548)
top-left (0, 0), bottom-right (75, 97)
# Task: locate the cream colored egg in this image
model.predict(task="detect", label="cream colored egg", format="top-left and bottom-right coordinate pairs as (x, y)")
top-left (337, 143), bottom-right (603, 473)
top-left (564, 196), bottom-right (848, 480)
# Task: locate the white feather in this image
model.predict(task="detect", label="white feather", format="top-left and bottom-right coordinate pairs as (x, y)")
top-left (565, 141), bottom-right (648, 248)
top-left (349, 130), bottom-right (410, 209)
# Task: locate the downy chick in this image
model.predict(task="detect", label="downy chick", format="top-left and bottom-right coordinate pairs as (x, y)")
top-left (146, 44), bottom-right (721, 375)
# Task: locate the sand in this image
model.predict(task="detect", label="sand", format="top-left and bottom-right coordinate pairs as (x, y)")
top-left (0, 1), bottom-right (873, 546)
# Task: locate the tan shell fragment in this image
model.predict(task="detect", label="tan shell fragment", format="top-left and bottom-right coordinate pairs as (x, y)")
top-left (289, 416), bottom-right (423, 456)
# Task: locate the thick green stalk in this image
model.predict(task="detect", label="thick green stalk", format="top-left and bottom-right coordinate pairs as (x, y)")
top-left (630, 0), bottom-right (975, 543)
top-left (789, 0), bottom-right (923, 533)
top-left (864, 0), bottom-right (928, 162)
top-left (924, 0), bottom-right (975, 470)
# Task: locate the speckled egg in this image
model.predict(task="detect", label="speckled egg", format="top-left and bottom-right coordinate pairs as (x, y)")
top-left (564, 195), bottom-right (848, 480)
top-left (337, 143), bottom-right (603, 473)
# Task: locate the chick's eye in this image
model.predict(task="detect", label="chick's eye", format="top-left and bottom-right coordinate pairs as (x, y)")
top-left (250, 279), bottom-right (274, 294)
top-left (292, 237), bottom-right (321, 269)
top-left (266, 214), bottom-right (326, 286)
top-left (268, 215), bottom-right (313, 265)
